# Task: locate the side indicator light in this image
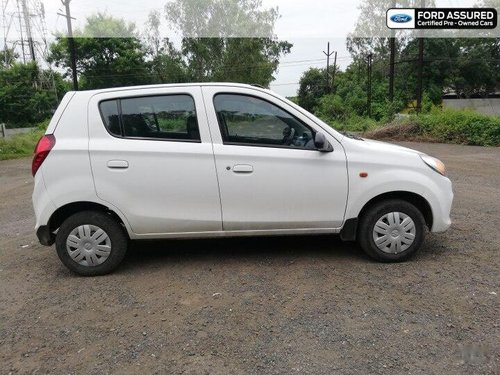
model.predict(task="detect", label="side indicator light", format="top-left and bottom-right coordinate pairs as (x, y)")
top-left (359, 172), bottom-right (368, 178)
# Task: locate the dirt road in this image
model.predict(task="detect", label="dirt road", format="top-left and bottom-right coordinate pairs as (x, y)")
top-left (0, 142), bottom-right (498, 374)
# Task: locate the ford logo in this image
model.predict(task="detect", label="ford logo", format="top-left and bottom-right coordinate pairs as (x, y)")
top-left (390, 14), bottom-right (412, 23)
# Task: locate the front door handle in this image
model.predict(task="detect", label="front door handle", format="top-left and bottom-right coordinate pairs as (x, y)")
top-left (107, 160), bottom-right (129, 169)
top-left (232, 164), bottom-right (253, 174)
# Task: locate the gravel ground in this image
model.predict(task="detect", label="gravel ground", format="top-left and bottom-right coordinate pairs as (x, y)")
top-left (0, 142), bottom-right (498, 375)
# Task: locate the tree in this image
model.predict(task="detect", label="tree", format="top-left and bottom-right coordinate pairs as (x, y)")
top-left (211, 38), bottom-right (290, 85)
top-left (346, 0), bottom-right (423, 60)
top-left (49, 14), bottom-right (151, 89)
top-left (0, 49), bottom-right (17, 69)
top-left (144, 10), bottom-right (188, 83)
top-left (449, 38), bottom-right (499, 97)
top-left (164, 0), bottom-right (292, 86)
top-left (395, 38), bottom-right (499, 102)
top-left (394, 38), bottom-right (457, 105)
top-left (297, 68), bottom-right (328, 112)
top-left (0, 62), bottom-right (63, 126)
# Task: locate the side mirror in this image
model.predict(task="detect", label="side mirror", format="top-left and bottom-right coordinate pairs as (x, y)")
top-left (314, 132), bottom-right (334, 152)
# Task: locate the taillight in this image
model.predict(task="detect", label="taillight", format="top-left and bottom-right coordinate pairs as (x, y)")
top-left (32, 134), bottom-right (56, 176)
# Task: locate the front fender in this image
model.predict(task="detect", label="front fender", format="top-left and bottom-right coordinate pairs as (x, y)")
top-left (344, 168), bottom-right (446, 229)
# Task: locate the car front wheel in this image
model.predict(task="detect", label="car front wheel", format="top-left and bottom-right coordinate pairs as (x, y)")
top-left (55, 211), bottom-right (128, 276)
top-left (358, 199), bottom-right (426, 262)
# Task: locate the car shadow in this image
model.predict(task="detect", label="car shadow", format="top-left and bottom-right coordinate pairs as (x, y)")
top-left (119, 234), bottom-right (369, 272)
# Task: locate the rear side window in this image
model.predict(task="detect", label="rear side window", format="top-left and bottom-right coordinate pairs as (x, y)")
top-left (100, 100), bottom-right (121, 135)
top-left (99, 95), bottom-right (200, 142)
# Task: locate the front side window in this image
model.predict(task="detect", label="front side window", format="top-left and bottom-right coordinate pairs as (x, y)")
top-left (99, 95), bottom-right (200, 141)
top-left (214, 94), bottom-right (315, 149)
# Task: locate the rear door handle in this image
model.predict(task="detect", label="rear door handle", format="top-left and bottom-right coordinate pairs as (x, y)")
top-left (107, 160), bottom-right (129, 169)
top-left (232, 164), bottom-right (253, 174)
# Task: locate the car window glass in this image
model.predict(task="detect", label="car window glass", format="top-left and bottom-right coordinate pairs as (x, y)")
top-left (214, 94), bottom-right (315, 149)
top-left (99, 100), bottom-right (121, 136)
top-left (99, 95), bottom-right (200, 141)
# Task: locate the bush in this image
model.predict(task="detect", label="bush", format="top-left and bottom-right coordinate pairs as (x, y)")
top-left (365, 108), bottom-right (500, 147)
top-left (314, 94), bottom-right (380, 133)
top-left (416, 108), bottom-right (500, 146)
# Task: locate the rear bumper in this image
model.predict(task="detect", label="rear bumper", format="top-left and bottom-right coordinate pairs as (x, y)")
top-left (36, 226), bottom-right (55, 246)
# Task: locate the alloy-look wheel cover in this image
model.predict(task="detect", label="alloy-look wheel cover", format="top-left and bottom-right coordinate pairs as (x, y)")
top-left (372, 212), bottom-right (416, 254)
top-left (66, 225), bottom-right (112, 266)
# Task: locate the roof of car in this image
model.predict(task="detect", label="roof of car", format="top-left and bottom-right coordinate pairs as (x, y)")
top-left (74, 82), bottom-right (270, 95)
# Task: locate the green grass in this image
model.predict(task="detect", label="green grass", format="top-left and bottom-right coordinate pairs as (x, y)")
top-left (0, 121), bottom-right (48, 161)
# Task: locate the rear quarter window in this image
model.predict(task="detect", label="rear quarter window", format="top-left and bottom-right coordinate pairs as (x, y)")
top-left (99, 100), bottom-right (121, 136)
top-left (98, 95), bottom-right (200, 142)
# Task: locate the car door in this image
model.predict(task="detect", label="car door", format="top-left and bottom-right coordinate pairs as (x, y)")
top-left (202, 86), bottom-right (348, 232)
top-left (88, 86), bottom-right (222, 236)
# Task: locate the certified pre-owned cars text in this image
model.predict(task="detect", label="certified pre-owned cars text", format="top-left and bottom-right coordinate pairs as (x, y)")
top-left (417, 9), bottom-right (497, 28)
top-left (387, 7), bottom-right (497, 29)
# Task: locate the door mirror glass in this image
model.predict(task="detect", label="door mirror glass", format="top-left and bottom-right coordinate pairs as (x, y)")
top-left (314, 132), bottom-right (334, 152)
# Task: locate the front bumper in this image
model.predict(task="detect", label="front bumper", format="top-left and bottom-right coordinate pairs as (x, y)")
top-left (429, 177), bottom-right (454, 233)
top-left (36, 226), bottom-right (55, 246)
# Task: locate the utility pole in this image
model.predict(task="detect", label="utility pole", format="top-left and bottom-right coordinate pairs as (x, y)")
top-left (331, 51), bottom-right (338, 93)
top-left (389, 0), bottom-right (396, 102)
top-left (20, 0), bottom-right (35, 61)
top-left (416, 0), bottom-right (425, 113)
top-left (59, 0), bottom-right (78, 90)
top-left (416, 39), bottom-right (424, 113)
top-left (323, 42), bottom-right (335, 93)
top-left (367, 53), bottom-right (373, 118)
top-left (389, 37), bottom-right (395, 102)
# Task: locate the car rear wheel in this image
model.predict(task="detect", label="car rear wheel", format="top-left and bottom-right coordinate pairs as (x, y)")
top-left (55, 211), bottom-right (128, 276)
top-left (358, 199), bottom-right (426, 262)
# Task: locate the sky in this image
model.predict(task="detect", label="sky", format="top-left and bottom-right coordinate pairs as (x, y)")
top-left (39, 0), bottom-right (361, 96)
top-left (2, 0), bottom-right (491, 96)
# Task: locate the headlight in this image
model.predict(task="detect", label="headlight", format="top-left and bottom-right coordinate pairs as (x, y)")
top-left (420, 154), bottom-right (446, 176)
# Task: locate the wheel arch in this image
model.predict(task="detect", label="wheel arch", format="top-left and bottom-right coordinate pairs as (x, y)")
top-left (48, 201), bottom-right (128, 236)
top-left (341, 191), bottom-right (433, 241)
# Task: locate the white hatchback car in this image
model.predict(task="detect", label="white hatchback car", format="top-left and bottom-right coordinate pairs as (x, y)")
top-left (32, 83), bottom-right (453, 275)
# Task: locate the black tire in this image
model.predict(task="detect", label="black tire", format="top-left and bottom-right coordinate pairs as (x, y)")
top-left (55, 211), bottom-right (128, 276)
top-left (358, 199), bottom-right (426, 262)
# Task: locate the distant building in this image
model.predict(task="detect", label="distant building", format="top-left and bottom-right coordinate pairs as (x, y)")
top-left (442, 89), bottom-right (500, 116)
